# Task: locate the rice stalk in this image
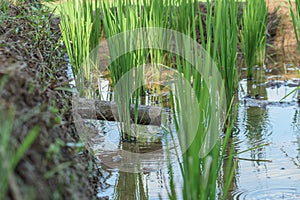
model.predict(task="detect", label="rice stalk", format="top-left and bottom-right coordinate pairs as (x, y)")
top-left (101, 0), bottom-right (147, 141)
top-left (166, 1), bottom-right (237, 199)
top-left (240, 0), bottom-right (267, 78)
top-left (213, 0), bottom-right (239, 103)
top-left (59, 0), bottom-right (102, 84)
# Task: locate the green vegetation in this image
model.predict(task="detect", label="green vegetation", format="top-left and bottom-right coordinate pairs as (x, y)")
top-left (289, 0), bottom-right (300, 52)
top-left (101, 0), bottom-right (236, 198)
top-left (59, 0), bottom-right (102, 88)
top-left (58, 0), bottom-right (274, 198)
top-left (1, 1), bottom-right (99, 198)
top-left (0, 0), bottom-right (8, 13)
top-left (2, 0), bottom-right (297, 198)
top-left (169, 1), bottom-right (237, 198)
top-left (241, 0), bottom-right (267, 78)
top-left (212, 0), bottom-right (239, 105)
top-left (101, 0), bottom-right (146, 140)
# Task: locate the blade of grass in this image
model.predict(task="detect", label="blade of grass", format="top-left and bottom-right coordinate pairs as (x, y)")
top-left (10, 126), bottom-right (40, 170)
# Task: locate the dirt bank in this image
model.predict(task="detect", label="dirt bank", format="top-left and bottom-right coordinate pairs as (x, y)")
top-left (0, 3), bottom-right (100, 199)
top-left (267, 0), bottom-right (300, 68)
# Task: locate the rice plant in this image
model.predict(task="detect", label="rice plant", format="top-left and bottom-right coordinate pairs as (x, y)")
top-left (99, 0), bottom-right (238, 197)
top-left (101, 0), bottom-right (148, 141)
top-left (166, 1), bottom-right (237, 198)
top-left (145, 0), bottom-right (174, 85)
top-left (59, 0), bottom-right (102, 82)
top-left (169, 38), bottom-right (236, 200)
top-left (240, 0), bottom-right (267, 78)
top-left (213, 0), bottom-right (239, 104)
top-left (289, 0), bottom-right (300, 53)
top-left (61, 0), bottom-right (238, 198)
top-left (178, 0), bottom-right (239, 107)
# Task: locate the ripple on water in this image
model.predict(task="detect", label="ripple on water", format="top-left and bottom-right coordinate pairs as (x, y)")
top-left (233, 188), bottom-right (300, 200)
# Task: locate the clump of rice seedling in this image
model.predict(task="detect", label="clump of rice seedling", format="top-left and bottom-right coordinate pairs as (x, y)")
top-left (241, 0), bottom-right (267, 78)
top-left (62, 0), bottom-right (238, 197)
top-left (101, 0), bottom-right (148, 141)
top-left (59, 0), bottom-right (102, 82)
top-left (181, 0), bottom-right (239, 107)
top-left (169, 45), bottom-right (236, 200)
top-left (164, 1), bottom-right (238, 198)
top-left (212, 0), bottom-right (239, 105)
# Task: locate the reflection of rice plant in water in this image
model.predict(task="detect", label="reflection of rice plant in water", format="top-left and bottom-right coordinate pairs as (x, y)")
top-left (289, 0), bottom-right (300, 52)
top-left (241, 0), bottom-right (267, 78)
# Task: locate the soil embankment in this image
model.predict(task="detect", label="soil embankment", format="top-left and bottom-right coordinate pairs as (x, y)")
top-left (0, 3), bottom-right (100, 199)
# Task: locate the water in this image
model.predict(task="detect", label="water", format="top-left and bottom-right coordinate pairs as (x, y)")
top-left (230, 77), bottom-right (300, 200)
top-left (231, 106), bottom-right (300, 199)
top-left (77, 66), bottom-right (300, 199)
top-left (84, 74), bottom-right (300, 199)
top-left (86, 114), bottom-right (183, 199)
